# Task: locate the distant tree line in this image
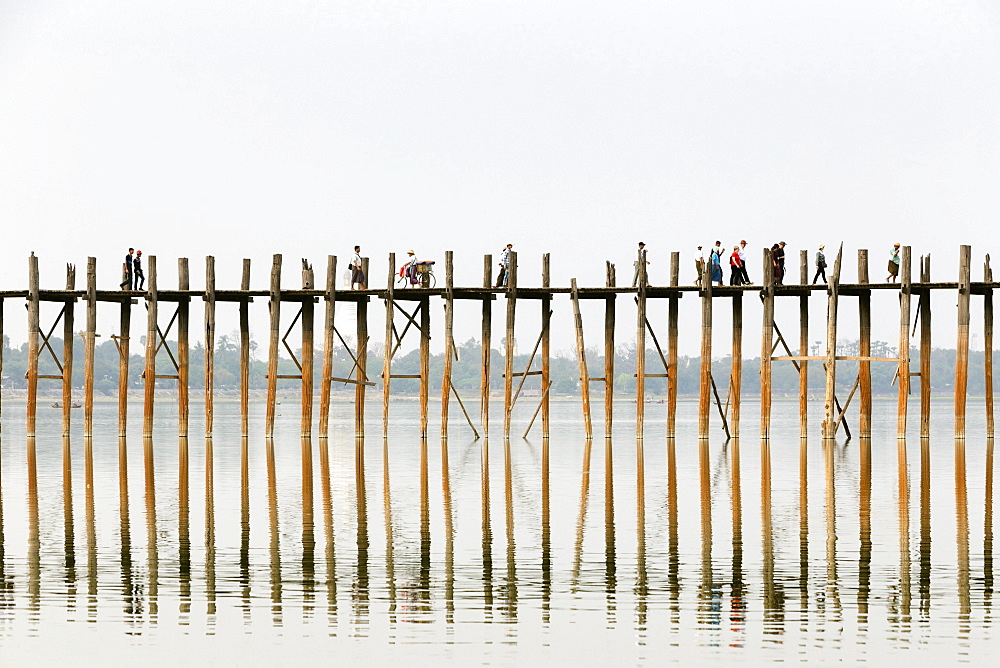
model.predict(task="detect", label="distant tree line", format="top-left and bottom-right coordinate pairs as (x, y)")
top-left (1, 334), bottom-right (995, 397)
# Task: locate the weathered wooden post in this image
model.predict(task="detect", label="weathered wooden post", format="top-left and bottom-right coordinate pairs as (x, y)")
top-left (897, 246), bottom-right (912, 440)
top-left (381, 253), bottom-right (395, 439)
top-left (636, 250), bottom-right (647, 438)
top-left (731, 284), bottom-right (742, 439)
top-left (760, 248), bottom-right (774, 440)
top-left (265, 254), bottom-right (282, 438)
top-left (858, 250), bottom-right (872, 439)
top-left (355, 256), bottom-right (369, 439)
top-left (985, 254), bottom-right (995, 440)
top-left (698, 256), bottom-right (713, 440)
top-left (441, 251), bottom-right (455, 439)
top-left (481, 255), bottom-right (492, 438)
top-left (239, 259), bottom-right (251, 438)
top-left (542, 254), bottom-right (551, 439)
top-left (420, 292), bottom-right (431, 440)
top-left (319, 256), bottom-right (337, 439)
top-left (822, 245), bottom-right (843, 440)
top-left (178, 258), bottom-right (190, 439)
top-left (142, 256), bottom-right (158, 438)
top-left (798, 250), bottom-right (808, 439)
top-left (605, 262), bottom-right (616, 440)
top-left (919, 255), bottom-right (932, 439)
top-left (667, 252), bottom-right (679, 439)
top-left (204, 256), bottom-right (216, 438)
top-left (26, 253), bottom-right (40, 437)
top-left (62, 264), bottom-right (76, 437)
top-left (84, 258), bottom-right (97, 438)
top-left (118, 277), bottom-right (132, 439)
top-left (570, 278), bottom-right (593, 439)
top-left (503, 251), bottom-right (517, 437)
top-left (301, 259), bottom-right (315, 436)
top-left (955, 245), bottom-right (972, 439)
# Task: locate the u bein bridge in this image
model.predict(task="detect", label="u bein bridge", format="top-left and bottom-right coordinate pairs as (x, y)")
top-left (0, 244), bottom-right (995, 443)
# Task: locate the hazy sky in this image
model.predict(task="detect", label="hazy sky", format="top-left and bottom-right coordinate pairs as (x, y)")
top-left (1, 1), bottom-right (998, 355)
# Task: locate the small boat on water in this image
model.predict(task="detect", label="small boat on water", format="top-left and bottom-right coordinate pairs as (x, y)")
top-left (50, 402), bottom-right (82, 409)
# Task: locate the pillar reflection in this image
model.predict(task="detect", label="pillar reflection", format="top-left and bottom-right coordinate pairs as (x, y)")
top-left (27, 437), bottom-right (40, 630)
top-left (571, 440), bottom-right (593, 591)
top-left (667, 439), bottom-right (680, 628)
top-left (353, 437), bottom-right (370, 636)
top-left (481, 439), bottom-right (494, 620)
top-left (85, 437), bottom-right (97, 620)
top-left (382, 438), bottom-right (397, 629)
top-left (541, 438), bottom-right (551, 626)
top-left (62, 436), bottom-right (77, 614)
top-left (143, 437), bottom-right (159, 623)
top-left (239, 437), bottom-right (251, 624)
top-left (697, 441), bottom-right (718, 642)
top-left (986, 440), bottom-right (994, 619)
top-left (266, 439), bottom-right (282, 625)
top-left (798, 439), bottom-right (809, 639)
top-left (178, 436), bottom-right (191, 624)
top-left (318, 436), bottom-right (337, 630)
top-left (502, 438), bottom-right (518, 624)
top-left (955, 440), bottom-right (970, 638)
top-left (762, 439), bottom-right (785, 638)
top-left (858, 440), bottom-right (872, 626)
top-left (820, 441), bottom-right (840, 636)
top-left (119, 437), bottom-right (136, 630)
top-left (204, 437), bottom-right (217, 631)
top-left (891, 439), bottom-right (912, 634)
top-left (301, 437), bottom-right (316, 618)
top-left (603, 437), bottom-right (616, 626)
top-left (729, 438), bottom-right (745, 647)
top-left (635, 438), bottom-right (648, 644)
top-left (919, 440), bottom-right (931, 619)
top-left (441, 438), bottom-right (455, 631)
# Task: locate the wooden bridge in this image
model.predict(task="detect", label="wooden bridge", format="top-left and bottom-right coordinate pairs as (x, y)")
top-left (0, 245), bottom-right (993, 442)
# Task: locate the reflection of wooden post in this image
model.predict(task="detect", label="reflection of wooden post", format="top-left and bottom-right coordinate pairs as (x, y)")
top-left (798, 251), bottom-right (808, 439)
top-left (605, 262), bottom-right (616, 439)
top-left (542, 254), bottom-right (551, 439)
top-left (441, 252), bottom-right (455, 439)
top-left (667, 252), bottom-right (679, 439)
top-left (62, 264), bottom-right (76, 437)
top-left (204, 256), bottom-right (216, 438)
top-left (27, 253), bottom-right (40, 437)
top-left (760, 248), bottom-right (774, 440)
top-left (319, 256), bottom-right (337, 440)
top-left (265, 254), bottom-right (282, 438)
top-left (858, 250), bottom-right (872, 439)
top-left (919, 255), bottom-right (932, 438)
top-left (301, 259), bottom-right (315, 436)
top-left (84, 258), bottom-right (97, 438)
top-left (142, 256), bottom-right (158, 438)
top-left (698, 258), bottom-right (713, 439)
top-left (481, 255), bottom-right (492, 438)
top-left (985, 255), bottom-right (995, 440)
top-left (239, 259), bottom-right (251, 438)
top-left (897, 246), bottom-right (912, 440)
top-left (731, 291), bottom-right (742, 439)
top-left (955, 245), bottom-right (971, 439)
top-left (178, 258), bottom-right (190, 439)
top-left (503, 252), bottom-right (517, 437)
top-left (570, 278), bottom-right (593, 439)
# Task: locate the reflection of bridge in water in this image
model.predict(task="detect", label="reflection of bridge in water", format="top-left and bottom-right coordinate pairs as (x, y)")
top-left (0, 430), bottom-right (992, 646)
top-left (4, 244), bottom-right (997, 442)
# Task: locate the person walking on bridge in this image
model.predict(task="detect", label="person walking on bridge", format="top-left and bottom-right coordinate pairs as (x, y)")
top-left (813, 244), bottom-right (827, 284)
top-left (119, 247), bottom-right (134, 290)
top-left (133, 250), bottom-right (145, 290)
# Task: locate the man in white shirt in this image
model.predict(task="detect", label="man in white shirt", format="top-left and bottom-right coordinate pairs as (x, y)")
top-left (694, 246), bottom-right (704, 286)
top-left (351, 245), bottom-right (366, 289)
top-left (738, 240), bottom-right (751, 284)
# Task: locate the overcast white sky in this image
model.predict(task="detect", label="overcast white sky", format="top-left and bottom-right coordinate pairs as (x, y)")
top-left (1, 0), bottom-right (998, 356)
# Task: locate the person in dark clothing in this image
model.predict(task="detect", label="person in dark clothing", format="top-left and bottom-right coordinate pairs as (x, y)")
top-left (774, 241), bottom-right (786, 285)
top-left (770, 244), bottom-right (782, 283)
top-left (729, 246), bottom-right (744, 285)
top-left (120, 248), bottom-right (134, 290)
top-left (133, 250), bottom-right (145, 290)
top-left (812, 244), bottom-right (827, 284)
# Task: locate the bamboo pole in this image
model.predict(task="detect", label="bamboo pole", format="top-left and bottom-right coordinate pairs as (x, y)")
top-left (822, 245), bottom-right (843, 440)
top-left (636, 250), bottom-right (647, 438)
top-left (382, 253), bottom-right (395, 439)
top-left (239, 259), bottom-right (251, 438)
top-left (420, 295), bottom-right (431, 440)
top-left (955, 245), bottom-right (971, 439)
top-left (319, 256), bottom-right (337, 439)
top-left (605, 262), bottom-right (616, 440)
top-left (760, 248), bottom-right (774, 440)
top-left (542, 253), bottom-right (551, 439)
top-left (667, 252), bottom-right (679, 439)
top-left (84, 258), bottom-right (97, 438)
top-left (570, 278), bottom-right (593, 439)
top-left (178, 258), bottom-right (190, 439)
top-left (62, 264), bottom-right (76, 437)
top-left (798, 250), bottom-right (808, 439)
top-left (204, 256), bottom-right (216, 438)
top-left (919, 255), bottom-right (932, 438)
top-left (27, 253), bottom-right (39, 437)
top-left (985, 254), bottom-right (995, 441)
top-left (858, 250), bottom-right (872, 439)
top-left (897, 246), bottom-right (912, 440)
top-left (301, 259), bottom-right (315, 436)
top-left (481, 254), bottom-right (492, 438)
top-left (503, 251), bottom-right (517, 437)
top-left (698, 256), bottom-right (713, 439)
top-left (265, 254), bottom-right (282, 438)
top-left (142, 256), bottom-right (158, 438)
top-left (731, 290), bottom-right (742, 439)
top-left (441, 251), bottom-right (455, 439)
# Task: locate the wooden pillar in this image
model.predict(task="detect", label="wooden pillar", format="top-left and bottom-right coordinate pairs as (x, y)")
top-left (605, 262), bottom-right (616, 440)
top-left (731, 290), bottom-right (742, 439)
top-left (858, 250), bottom-right (872, 439)
top-left (265, 254), bottom-right (282, 438)
top-left (204, 256), bottom-right (216, 438)
top-left (985, 255), bottom-right (995, 441)
top-left (382, 253), bottom-right (395, 439)
top-left (955, 245), bottom-right (972, 439)
top-left (542, 254), bottom-right (551, 439)
top-left (319, 256), bottom-right (337, 439)
top-left (667, 252), bottom-right (679, 439)
top-left (239, 259), bottom-right (251, 438)
top-left (301, 259), bottom-right (315, 436)
top-left (822, 246), bottom-right (843, 440)
top-left (481, 255), bottom-right (492, 438)
top-left (84, 258), bottom-right (97, 438)
top-left (760, 248), bottom-right (774, 440)
top-left (698, 258), bottom-right (713, 439)
top-left (798, 251), bottom-right (808, 439)
top-left (142, 256), bottom-right (158, 439)
top-left (62, 264), bottom-right (76, 437)
top-left (0, 298), bottom-right (3, 430)
top-left (26, 253), bottom-right (40, 437)
top-left (919, 255), bottom-right (932, 439)
top-left (570, 278), bottom-right (593, 439)
top-left (355, 291), bottom-right (368, 440)
top-left (503, 252), bottom-right (517, 437)
top-left (178, 258), bottom-right (190, 439)
top-left (420, 296), bottom-right (431, 440)
top-left (636, 253), bottom-right (647, 439)
top-left (897, 246), bottom-right (912, 440)
top-left (118, 285), bottom-right (131, 439)
top-left (441, 251), bottom-right (455, 439)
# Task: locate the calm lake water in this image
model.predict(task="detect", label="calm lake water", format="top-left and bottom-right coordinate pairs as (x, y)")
top-left (0, 397), bottom-right (996, 665)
